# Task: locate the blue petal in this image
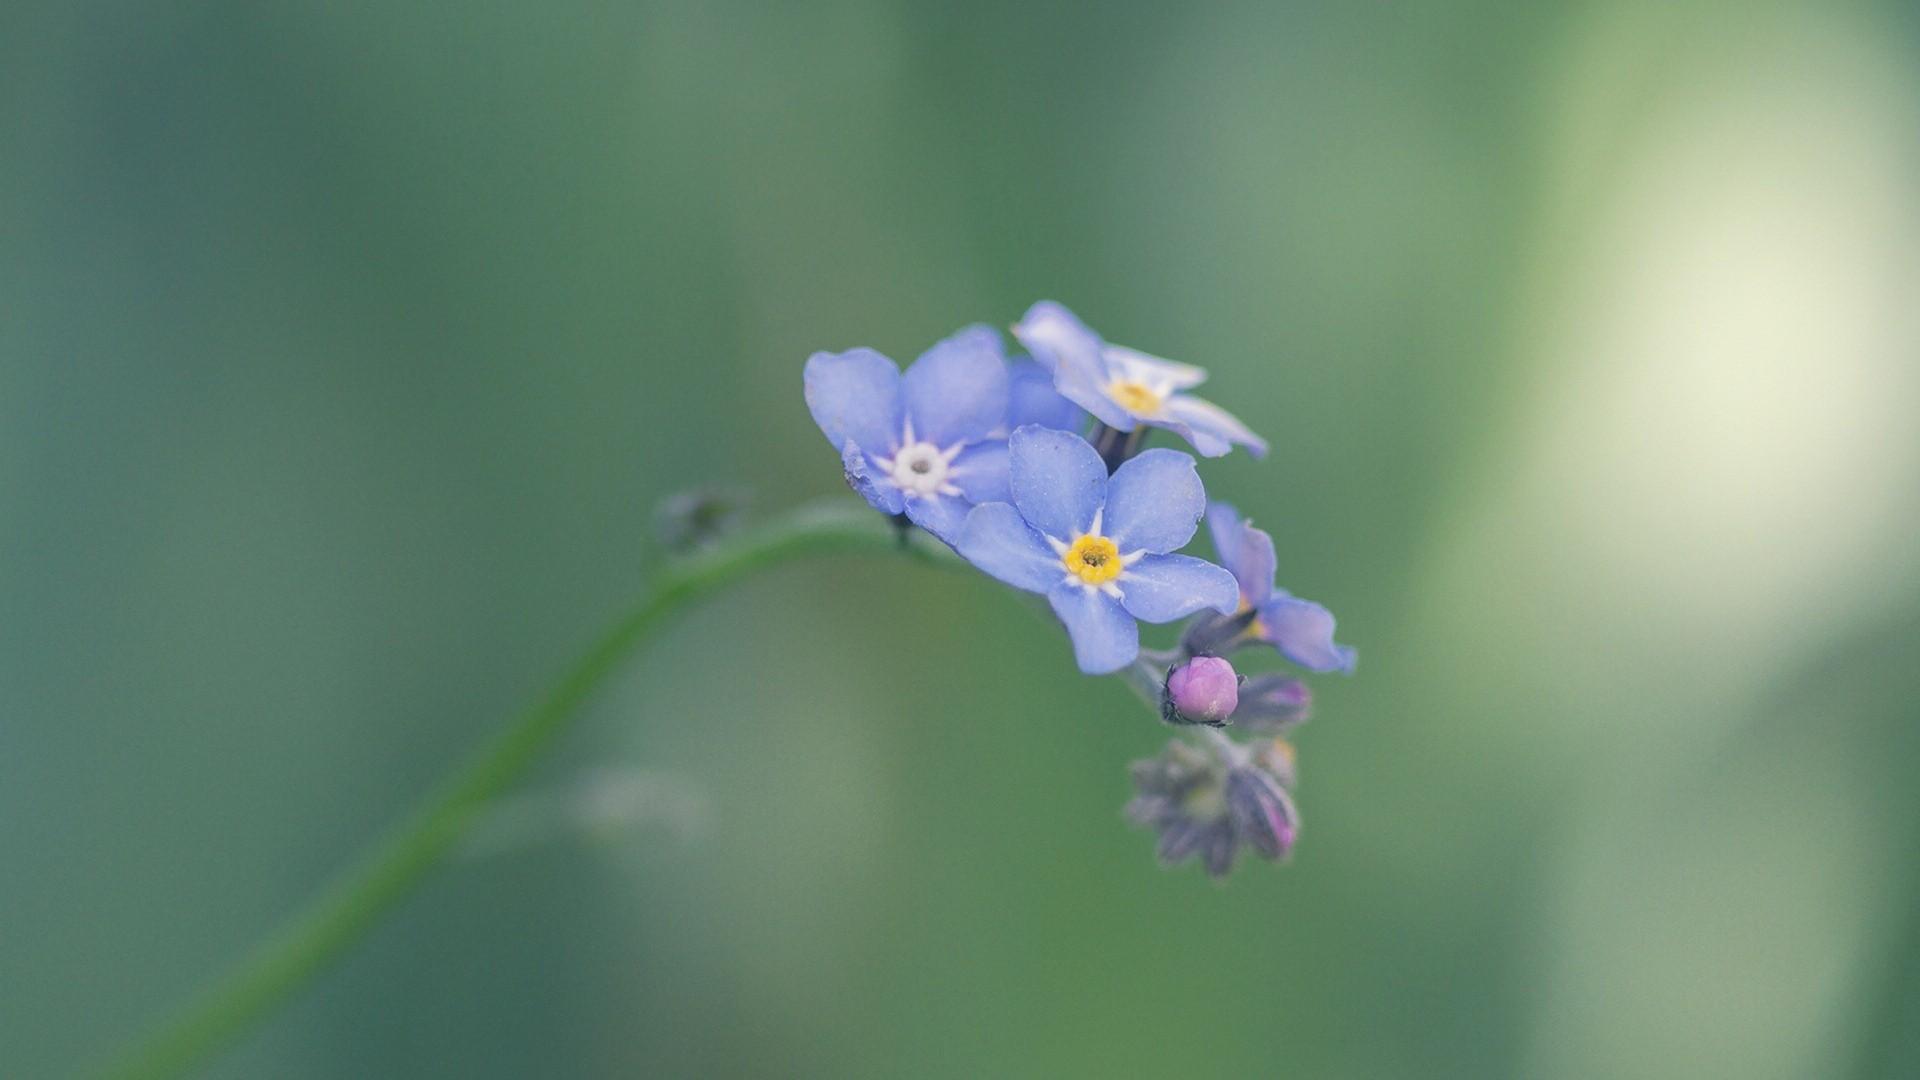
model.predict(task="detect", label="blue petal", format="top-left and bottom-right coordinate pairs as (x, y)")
top-left (1257, 595), bottom-right (1357, 673)
top-left (1117, 554), bottom-right (1240, 623)
top-left (841, 440), bottom-right (904, 515)
top-left (1227, 768), bottom-right (1297, 860)
top-left (1205, 501), bottom-right (1244, 579)
top-left (1205, 501), bottom-right (1273, 607)
top-left (1104, 344), bottom-right (1208, 392)
top-left (949, 440), bottom-right (1010, 505)
top-left (956, 502), bottom-right (1060, 594)
top-left (1047, 583), bottom-right (1140, 674)
top-left (904, 492), bottom-right (970, 546)
top-left (1013, 301), bottom-right (1107, 383)
top-left (1156, 393), bottom-right (1268, 458)
top-left (1104, 448), bottom-right (1206, 554)
top-left (1014, 301), bottom-right (1134, 431)
top-left (1005, 360), bottom-right (1087, 433)
top-left (902, 324), bottom-right (1008, 447)
top-left (804, 349), bottom-right (903, 455)
top-left (1009, 425), bottom-right (1106, 541)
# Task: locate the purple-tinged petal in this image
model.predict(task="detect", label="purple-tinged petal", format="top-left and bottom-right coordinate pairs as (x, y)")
top-left (1104, 448), bottom-right (1206, 554)
top-left (1156, 819), bottom-right (1210, 864)
top-left (903, 492), bottom-right (969, 546)
top-left (1234, 675), bottom-right (1311, 733)
top-left (804, 349), bottom-right (903, 455)
top-left (1009, 425), bottom-right (1106, 541)
top-left (841, 440), bottom-right (904, 515)
top-left (1200, 825), bottom-right (1239, 878)
top-left (947, 440), bottom-right (1010, 505)
top-left (1205, 502), bottom-right (1274, 607)
top-left (1014, 301), bottom-right (1135, 431)
top-left (1117, 554), bottom-right (1239, 623)
top-left (1227, 768), bottom-right (1297, 860)
top-left (1157, 393), bottom-right (1268, 459)
top-left (955, 502), bottom-right (1059, 594)
top-left (902, 324), bottom-right (1008, 447)
top-left (1257, 595), bottom-right (1357, 673)
top-left (1005, 359), bottom-right (1086, 433)
top-left (1046, 583), bottom-right (1140, 674)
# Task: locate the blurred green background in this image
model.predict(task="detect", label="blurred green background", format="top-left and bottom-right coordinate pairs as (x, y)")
top-left (6, 0), bottom-right (1920, 1076)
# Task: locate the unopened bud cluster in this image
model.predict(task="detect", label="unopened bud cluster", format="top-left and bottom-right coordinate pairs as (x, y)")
top-left (1126, 731), bottom-right (1298, 877)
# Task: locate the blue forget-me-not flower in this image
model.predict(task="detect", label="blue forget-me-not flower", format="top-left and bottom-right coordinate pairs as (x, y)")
top-left (804, 326), bottom-right (1019, 544)
top-left (1014, 301), bottom-right (1268, 459)
top-left (796, 305), bottom-right (1351, 876)
top-left (955, 426), bottom-right (1239, 674)
top-left (1201, 502), bottom-right (1356, 674)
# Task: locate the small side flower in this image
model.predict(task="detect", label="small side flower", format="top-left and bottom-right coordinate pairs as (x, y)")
top-left (1199, 501), bottom-right (1356, 674)
top-left (1013, 300), bottom-right (1267, 459)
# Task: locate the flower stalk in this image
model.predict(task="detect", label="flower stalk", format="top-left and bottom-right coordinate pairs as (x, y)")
top-left (98, 500), bottom-right (957, 1080)
top-left (106, 298), bottom-right (1360, 1075)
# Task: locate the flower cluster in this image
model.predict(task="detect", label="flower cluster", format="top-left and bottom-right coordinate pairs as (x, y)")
top-left (802, 301), bottom-right (1354, 877)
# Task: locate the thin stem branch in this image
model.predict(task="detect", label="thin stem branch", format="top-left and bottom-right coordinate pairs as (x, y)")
top-left (98, 499), bottom-right (959, 1080)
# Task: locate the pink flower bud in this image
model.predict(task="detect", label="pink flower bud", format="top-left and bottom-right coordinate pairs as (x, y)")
top-left (1164, 656), bottom-right (1240, 725)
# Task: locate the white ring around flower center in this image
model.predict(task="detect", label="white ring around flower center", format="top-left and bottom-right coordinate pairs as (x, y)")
top-left (876, 435), bottom-right (966, 499)
top-left (1043, 510), bottom-right (1148, 597)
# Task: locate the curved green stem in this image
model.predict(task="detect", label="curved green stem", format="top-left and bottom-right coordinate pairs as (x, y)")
top-left (99, 500), bottom-right (957, 1080)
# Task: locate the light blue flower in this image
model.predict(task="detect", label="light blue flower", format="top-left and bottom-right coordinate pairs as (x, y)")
top-left (1013, 300), bottom-right (1268, 459)
top-left (804, 326), bottom-right (1014, 544)
top-left (956, 426), bottom-right (1239, 674)
top-left (1207, 502), bottom-right (1356, 674)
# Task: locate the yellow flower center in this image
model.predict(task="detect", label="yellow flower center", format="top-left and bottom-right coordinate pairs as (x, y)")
top-left (1107, 379), bottom-right (1164, 416)
top-left (1064, 534), bottom-right (1124, 586)
top-left (1236, 598), bottom-right (1267, 640)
